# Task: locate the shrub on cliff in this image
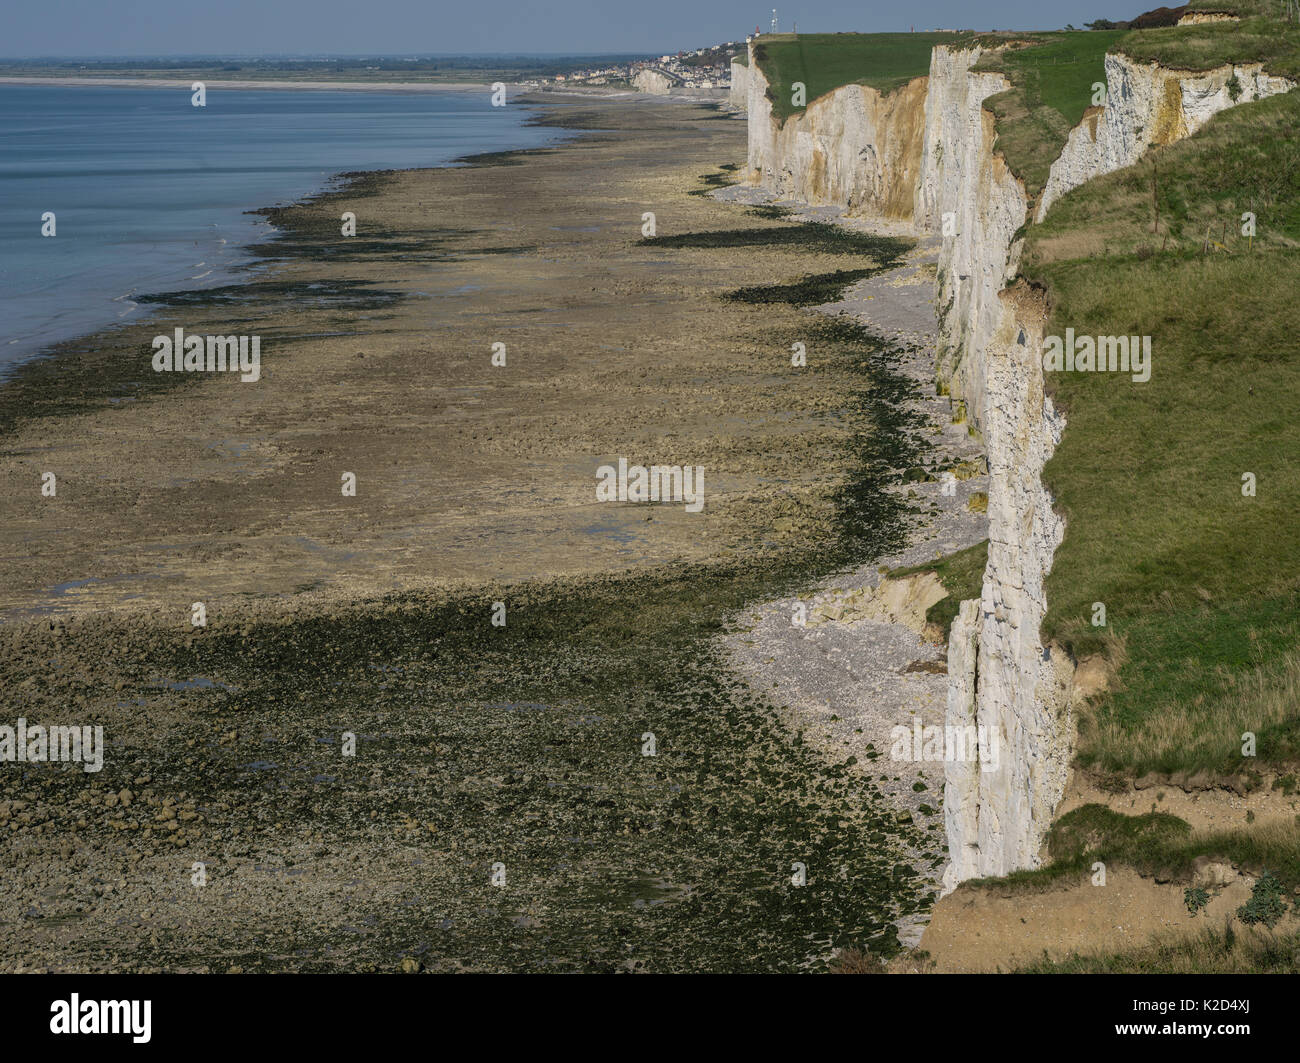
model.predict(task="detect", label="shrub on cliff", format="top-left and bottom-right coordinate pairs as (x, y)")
top-left (1237, 870), bottom-right (1290, 928)
top-left (1128, 6), bottom-right (1190, 30)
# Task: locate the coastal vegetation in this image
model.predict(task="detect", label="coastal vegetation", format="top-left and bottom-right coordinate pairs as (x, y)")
top-left (641, 220), bottom-right (913, 256)
top-left (890, 540), bottom-right (989, 634)
top-left (978, 14), bottom-right (1300, 199)
top-left (1119, 16), bottom-right (1300, 78)
top-left (30, 557), bottom-right (936, 971)
top-left (981, 805), bottom-right (1300, 893)
top-left (725, 264), bottom-right (905, 307)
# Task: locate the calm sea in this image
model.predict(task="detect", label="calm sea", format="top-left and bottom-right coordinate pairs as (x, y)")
top-left (0, 82), bottom-right (565, 373)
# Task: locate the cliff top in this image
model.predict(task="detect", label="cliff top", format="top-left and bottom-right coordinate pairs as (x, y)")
top-left (1022, 82), bottom-right (1300, 781)
top-left (976, 16), bottom-right (1299, 203)
top-left (1118, 15), bottom-right (1300, 79)
top-left (973, 31), bottom-right (1127, 200)
top-left (751, 31), bottom-right (972, 121)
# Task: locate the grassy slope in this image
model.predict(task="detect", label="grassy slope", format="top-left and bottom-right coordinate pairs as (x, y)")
top-left (1024, 88), bottom-right (1300, 780)
top-left (991, 804), bottom-right (1300, 890)
top-left (976, 15), bottom-right (1300, 203)
top-left (891, 540), bottom-right (989, 633)
top-left (751, 32), bottom-right (970, 122)
top-left (1016, 923), bottom-right (1300, 972)
top-left (1025, 89), bottom-right (1300, 258)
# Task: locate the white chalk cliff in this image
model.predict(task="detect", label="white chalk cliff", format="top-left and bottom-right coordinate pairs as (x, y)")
top-left (633, 69), bottom-right (674, 95)
top-left (744, 58), bottom-right (927, 219)
top-left (729, 57), bottom-right (750, 110)
top-left (742, 38), bottom-right (1293, 889)
top-left (1038, 53), bottom-right (1292, 221)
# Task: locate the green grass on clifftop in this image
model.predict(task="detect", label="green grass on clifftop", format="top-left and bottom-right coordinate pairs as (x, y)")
top-left (1028, 90), bottom-right (1300, 255)
top-left (974, 30), bottom-right (1126, 201)
top-left (972, 16), bottom-right (1299, 203)
top-left (752, 32), bottom-right (970, 122)
top-left (978, 31), bottom-right (1126, 128)
top-left (1118, 16), bottom-right (1300, 80)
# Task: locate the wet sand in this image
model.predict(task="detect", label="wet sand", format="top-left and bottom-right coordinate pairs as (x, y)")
top-left (4, 97), bottom-right (896, 621)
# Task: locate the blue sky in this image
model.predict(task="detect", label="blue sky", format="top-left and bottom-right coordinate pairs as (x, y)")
top-left (7, 0), bottom-right (1153, 57)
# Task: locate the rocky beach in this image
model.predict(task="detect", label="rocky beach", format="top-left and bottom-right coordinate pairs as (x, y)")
top-left (0, 92), bottom-right (968, 971)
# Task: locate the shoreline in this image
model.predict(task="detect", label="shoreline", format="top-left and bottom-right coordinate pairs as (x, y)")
top-left (0, 77), bottom-right (723, 104)
top-left (0, 94), bottom-right (877, 621)
top-left (0, 89), bottom-right (575, 384)
top-left (0, 75), bottom-right (495, 92)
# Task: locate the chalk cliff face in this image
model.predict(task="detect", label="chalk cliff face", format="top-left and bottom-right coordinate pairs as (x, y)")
top-left (908, 47), bottom-right (1076, 885)
top-left (729, 58), bottom-right (750, 109)
top-left (941, 282), bottom-right (1075, 887)
top-left (743, 38), bottom-right (1294, 889)
top-left (633, 69), bottom-right (673, 95)
top-left (917, 47), bottom-right (1024, 434)
top-left (745, 56), bottom-right (927, 219)
top-left (933, 48), bottom-right (1289, 886)
top-left (1038, 55), bottom-right (1293, 220)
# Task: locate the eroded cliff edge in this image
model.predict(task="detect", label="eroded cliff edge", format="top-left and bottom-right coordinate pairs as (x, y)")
top-left (742, 39), bottom-right (1293, 889)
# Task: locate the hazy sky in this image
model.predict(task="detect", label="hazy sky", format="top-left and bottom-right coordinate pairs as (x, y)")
top-left (7, 1), bottom-right (1152, 57)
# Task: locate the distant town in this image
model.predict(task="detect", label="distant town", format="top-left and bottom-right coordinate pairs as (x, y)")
top-left (531, 41), bottom-right (747, 91)
top-left (0, 45), bottom-right (752, 89)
